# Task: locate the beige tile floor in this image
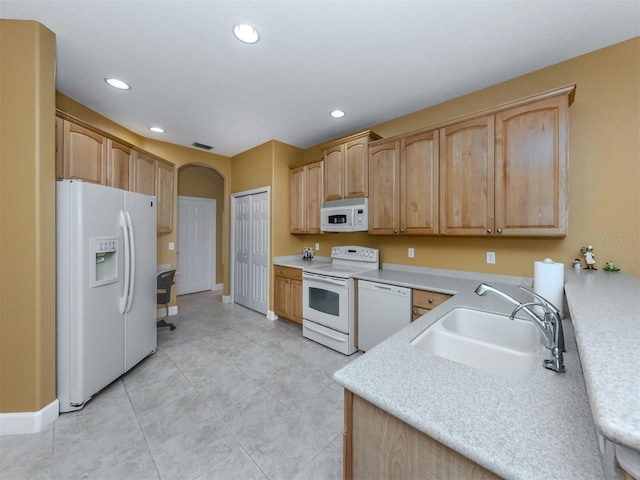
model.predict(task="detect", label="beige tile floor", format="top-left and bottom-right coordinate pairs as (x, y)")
top-left (1, 291), bottom-right (361, 480)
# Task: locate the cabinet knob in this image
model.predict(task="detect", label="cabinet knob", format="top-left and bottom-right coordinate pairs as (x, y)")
top-left (287, 279), bottom-right (291, 284)
top-left (428, 298), bottom-right (433, 304)
top-left (394, 229), bottom-right (398, 233)
top-left (487, 228), bottom-right (492, 234)
top-left (497, 228), bottom-right (503, 234)
top-left (413, 309), bottom-right (418, 315)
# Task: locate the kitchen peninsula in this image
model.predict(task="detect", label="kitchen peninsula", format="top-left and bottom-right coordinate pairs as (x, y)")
top-left (334, 264), bottom-right (639, 480)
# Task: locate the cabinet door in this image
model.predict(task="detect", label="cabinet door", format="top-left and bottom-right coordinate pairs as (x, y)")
top-left (305, 161), bottom-right (323, 234)
top-left (344, 137), bottom-right (369, 198)
top-left (156, 160), bottom-right (174, 232)
top-left (439, 115), bottom-right (495, 235)
top-left (401, 130), bottom-right (439, 235)
top-left (106, 139), bottom-right (131, 190)
top-left (368, 140), bottom-right (400, 234)
top-left (55, 116), bottom-right (64, 179)
top-left (290, 165), bottom-right (306, 233)
top-left (495, 96), bottom-right (568, 236)
top-left (132, 150), bottom-right (156, 196)
top-left (274, 275), bottom-right (291, 319)
top-left (290, 279), bottom-right (303, 324)
top-left (63, 120), bottom-right (107, 184)
top-left (324, 145), bottom-right (344, 201)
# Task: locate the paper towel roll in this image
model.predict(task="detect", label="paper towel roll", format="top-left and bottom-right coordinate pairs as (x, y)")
top-left (533, 258), bottom-right (565, 318)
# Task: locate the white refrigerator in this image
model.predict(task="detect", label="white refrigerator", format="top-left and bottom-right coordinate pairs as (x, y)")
top-left (56, 180), bottom-right (157, 412)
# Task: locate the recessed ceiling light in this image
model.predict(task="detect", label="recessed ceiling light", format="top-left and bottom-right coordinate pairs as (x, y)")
top-left (104, 78), bottom-right (131, 90)
top-left (330, 110), bottom-right (346, 118)
top-left (149, 127), bottom-right (165, 133)
top-left (233, 24), bottom-right (260, 44)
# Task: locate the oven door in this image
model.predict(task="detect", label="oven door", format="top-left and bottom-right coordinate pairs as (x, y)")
top-left (302, 272), bottom-right (351, 333)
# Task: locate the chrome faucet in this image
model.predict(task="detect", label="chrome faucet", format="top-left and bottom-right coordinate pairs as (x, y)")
top-left (475, 283), bottom-right (565, 373)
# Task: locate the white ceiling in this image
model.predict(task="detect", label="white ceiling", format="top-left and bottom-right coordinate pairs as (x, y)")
top-left (2, 1), bottom-right (639, 157)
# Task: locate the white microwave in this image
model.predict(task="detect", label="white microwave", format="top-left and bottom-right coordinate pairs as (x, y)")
top-left (321, 198), bottom-right (368, 232)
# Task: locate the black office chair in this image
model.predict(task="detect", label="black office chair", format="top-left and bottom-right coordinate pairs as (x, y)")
top-left (157, 270), bottom-right (176, 330)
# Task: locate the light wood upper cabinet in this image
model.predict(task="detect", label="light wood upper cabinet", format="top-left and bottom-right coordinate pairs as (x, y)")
top-left (106, 139), bottom-right (131, 190)
top-left (368, 140), bottom-right (400, 234)
top-left (439, 86), bottom-right (573, 236)
top-left (156, 160), bottom-right (174, 233)
top-left (323, 131), bottom-right (381, 201)
top-left (369, 129), bottom-right (440, 235)
top-left (290, 160), bottom-right (323, 234)
top-left (131, 150), bottom-right (156, 196)
top-left (60, 119), bottom-right (107, 184)
top-left (439, 115), bottom-right (495, 235)
top-left (401, 130), bottom-right (439, 235)
top-left (131, 150), bottom-right (175, 233)
top-left (494, 95), bottom-right (568, 236)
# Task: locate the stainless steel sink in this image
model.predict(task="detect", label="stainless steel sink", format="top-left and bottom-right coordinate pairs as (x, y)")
top-left (411, 307), bottom-right (543, 381)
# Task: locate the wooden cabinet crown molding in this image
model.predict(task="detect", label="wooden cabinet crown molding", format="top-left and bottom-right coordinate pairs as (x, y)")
top-left (369, 84), bottom-right (576, 148)
top-left (320, 130), bottom-right (382, 150)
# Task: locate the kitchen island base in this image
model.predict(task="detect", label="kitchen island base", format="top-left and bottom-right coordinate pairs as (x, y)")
top-left (343, 390), bottom-right (501, 480)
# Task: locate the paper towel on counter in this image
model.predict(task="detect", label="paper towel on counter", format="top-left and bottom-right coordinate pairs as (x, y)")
top-left (533, 258), bottom-right (565, 318)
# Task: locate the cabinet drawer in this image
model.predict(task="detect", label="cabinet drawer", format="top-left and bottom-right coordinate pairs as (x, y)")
top-left (412, 306), bottom-right (430, 321)
top-left (412, 289), bottom-right (451, 310)
top-left (274, 266), bottom-right (302, 281)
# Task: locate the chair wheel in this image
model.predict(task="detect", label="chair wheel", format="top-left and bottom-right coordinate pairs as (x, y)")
top-left (170, 325), bottom-right (176, 331)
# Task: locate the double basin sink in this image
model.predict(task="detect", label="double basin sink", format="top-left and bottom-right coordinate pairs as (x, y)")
top-left (411, 307), bottom-right (543, 381)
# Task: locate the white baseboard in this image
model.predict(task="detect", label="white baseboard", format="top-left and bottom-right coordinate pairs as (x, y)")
top-left (222, 295), bottom-right (232, 304)
top-left (0, 399), bottom-right (59, 436)
top-left (266, 310), bottom-right (278, 321)
top-left (213, 283), bottom-right (223, 291)
top-left (156, 305), bottom-right (179, 318)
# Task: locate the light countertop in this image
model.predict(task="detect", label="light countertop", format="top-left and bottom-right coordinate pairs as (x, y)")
top-left (331, 264), bottom-right (636, 480)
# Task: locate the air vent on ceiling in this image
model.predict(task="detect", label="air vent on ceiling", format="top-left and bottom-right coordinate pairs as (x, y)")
top-left (191, 141), bottom-right (213, 150)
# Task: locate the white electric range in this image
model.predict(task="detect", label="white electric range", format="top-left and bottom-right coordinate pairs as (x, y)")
top-left (302, 245), bottom-right (379, 355)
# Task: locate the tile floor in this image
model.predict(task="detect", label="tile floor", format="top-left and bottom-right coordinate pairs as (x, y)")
top-left (1, 291), bottom-right (361, 480)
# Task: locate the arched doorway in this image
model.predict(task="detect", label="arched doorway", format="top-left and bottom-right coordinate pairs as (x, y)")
top-left (176, 165), bottom-right (225, 294)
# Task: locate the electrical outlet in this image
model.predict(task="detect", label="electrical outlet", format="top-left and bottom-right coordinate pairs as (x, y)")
top-left (315, 243), bottom-right (320, 251)
top-left (168, 242), bottom-right (175, 251)
top-left (408, 248), bottom-right (415, 258)
top-left (486, 251), bottom-right (496, 264)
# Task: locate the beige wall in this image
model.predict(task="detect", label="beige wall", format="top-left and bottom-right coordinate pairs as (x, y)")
top-left (300, 37), bottom-right (640, 277)
top-left (178, 165), bottom-right (225, 284)
top-left (0, 20), bottom-right (56, 413)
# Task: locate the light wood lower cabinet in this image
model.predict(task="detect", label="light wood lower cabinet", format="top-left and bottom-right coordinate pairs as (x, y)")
top-left (412, 289), bottom-right (452, 321)
top-left (344, 390), bottom-right (502, 480)
top-left (274, 266), bottom-right (303, 324)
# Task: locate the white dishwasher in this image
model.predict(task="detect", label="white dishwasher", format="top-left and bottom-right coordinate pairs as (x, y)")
top-left (358, 280), bottom-right (412, 351)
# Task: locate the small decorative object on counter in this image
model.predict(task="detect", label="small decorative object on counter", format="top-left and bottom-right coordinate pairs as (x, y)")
top-left (603, 261), bottom-right (621, 272)
top-left (573, 258), bottom-right (582, 269)
top-left (580, 245), bottom-right (597, 270)
top-left (302, 247), bottom-right (314, 261)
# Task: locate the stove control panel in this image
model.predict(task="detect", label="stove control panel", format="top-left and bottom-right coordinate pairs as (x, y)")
top-left (331, 245), bottom-right (379, 263)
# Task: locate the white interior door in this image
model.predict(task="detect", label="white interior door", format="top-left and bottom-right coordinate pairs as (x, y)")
top-left (232, 188), bottom-right (269, 315)
top-left (250, 192), bottom-right (268, 313)
top-left (177, 196), bottom-right (215, 295)
top-left (234, 195), bottom-right (251, 308)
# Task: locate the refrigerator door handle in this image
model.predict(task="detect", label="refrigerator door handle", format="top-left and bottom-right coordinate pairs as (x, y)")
top-left (119, 210), bottom-right (130, 314)
top-left (124, 211), bottom-right (136, 313)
